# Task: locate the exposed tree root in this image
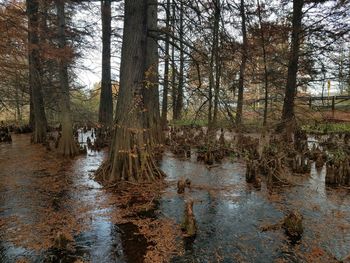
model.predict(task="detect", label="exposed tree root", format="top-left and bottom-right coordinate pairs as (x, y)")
top-left (31, 126), bottom-right (46, 144)
top-left (95, 147), bottom-right (165, 184)
top-left (58, 136), bottom-right (79, 157)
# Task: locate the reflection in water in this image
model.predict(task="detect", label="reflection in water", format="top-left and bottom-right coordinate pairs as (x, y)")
top-left (0, 134), bottom-right (350, 262)
top-left (160, 153), bottom-right (350, 262)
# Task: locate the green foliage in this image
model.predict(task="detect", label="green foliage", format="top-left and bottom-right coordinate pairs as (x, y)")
top-left (229, 151), bottom-right (239, 162)
top-left (302, 123), bottom-right (350, 134)
top-left (171, 119), bottom-right (208, 127)
top-left (330, 149), bottom-right (347, 162)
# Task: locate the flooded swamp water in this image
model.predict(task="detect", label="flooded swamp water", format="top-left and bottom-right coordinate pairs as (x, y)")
top-left (0, 134), bottom-right (350, 263)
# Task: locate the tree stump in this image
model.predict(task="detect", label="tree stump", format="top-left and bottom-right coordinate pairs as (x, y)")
top-left (204, 151), bottom-right (214, 165)
top-left (54, 231), bottom-right (71, 249)
top-left (246, 159), bottom-right (259, 183)
top-left (185, 145), bottom-right (191, 158)
top-left (283, 211), bottom-right (303, 240)
top-left (177, 179), bottom-right (186, 194)
top-left (185, 178), bottom-right (191, 189)
top-left (292, 154), bottom-right (311, 174)
top-left (253, 176), bottom-right (262, 189)
top-left (315, 155), bottom-right (325, 169)
top-left (181, 200), bottom-right (196, 237)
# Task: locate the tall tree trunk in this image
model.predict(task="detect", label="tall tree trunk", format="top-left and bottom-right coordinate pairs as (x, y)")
top-left (213, 60), bottom-right (221, 125)
top-left (236, 0), bottom-right (247, 126)
top-left (15, 80), bottom-right (22, 122)
top-left (347, 50), bottom-right (350, 95)
top-left (161, 0), bottom-right (171, 129)
top-left (29, 88), bottom-right (34, 129)
top-left (99, 0), bottom-right (113, 127)
top-left (257, 0), bottom-right (269, 126)
top-left (144, 0), bottom-right (162, 143)
top-left (281, 0), bottom-right (304, 125)
top-left (321, 68), bottom-right (325, 105)
top-left (208, 59), bottom-right (214, 126)
top-left (56, 0), bottom-right (78, 157)
top-left (39, 0), bottom-right (54, 119)
top-left (27, 0), bottom-right (47, 143)
top-left (98, 0), bottom-right (163, 183)
top-left (174, 1), bottom-right (184, 120)
top-left (171, 0), bottom-right (177, 120)
top-left (212, 0), bottom-right (221, 127)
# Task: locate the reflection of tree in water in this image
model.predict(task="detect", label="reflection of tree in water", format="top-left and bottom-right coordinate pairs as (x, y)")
top-left (117, 223), bottom-right (148, 263)
top-left (0, 135), bottom-right (118, 262)
top-left (1, 135), bottom-right (350, 262)
top-left (324, 189), bottom-right (350, 260)
top-left (184, 173), bottom-right (221, 260)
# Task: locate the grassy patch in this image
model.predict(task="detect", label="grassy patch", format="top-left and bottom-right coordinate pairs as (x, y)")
top-left (171, 119), bottom-right (208, 127)
top-left (302, 122), bottom-right (350, 134)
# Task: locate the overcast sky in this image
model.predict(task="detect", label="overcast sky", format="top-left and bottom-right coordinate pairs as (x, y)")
top-left (62, 0), bottom-right (350, 96)
top-left (73, 1), bottom-right (123, 90)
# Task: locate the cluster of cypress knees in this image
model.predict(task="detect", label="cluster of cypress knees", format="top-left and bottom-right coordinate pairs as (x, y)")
top-left (168, 125), bottom-right (350, 241)
top-left (0, 123), bottom-right (33, 143)
top-left (0, 126), bottom-right (11, 143)
top-left (246, 128), bottom-right (350, 188)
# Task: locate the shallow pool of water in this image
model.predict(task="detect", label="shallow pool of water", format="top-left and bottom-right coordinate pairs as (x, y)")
top-left (0, 134), bottom-right (349, 262)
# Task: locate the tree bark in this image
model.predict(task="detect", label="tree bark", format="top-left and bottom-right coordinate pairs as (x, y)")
top-left (161, 0), bottom-right (171, 129)
top-left (281, 0), bottom-right (304, 125)
top-left (27, 0), bottom-right (47, 143)
top-left (15, 81), bottom-right (22, 122)
top-left (56, 0), bottom-right (78, 157)
top-left (208, 58), bottom-right (214, 126)
top-left (257, 0), bottom-right (269, 126)
top-left (29, 89), bottom-right (34, 129)
top-left (99, 0), bottom-right (113, 127)
top-left (144, 0), bottom-right (162, 143)
top-left (171, 0), bottom-right (177, 120)
top-left (98, 0), bottom-right (163, 182)
top-left (174, 1), bottom-right (184, 120)
top-left (236, 0), bottom-right (247, 126)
